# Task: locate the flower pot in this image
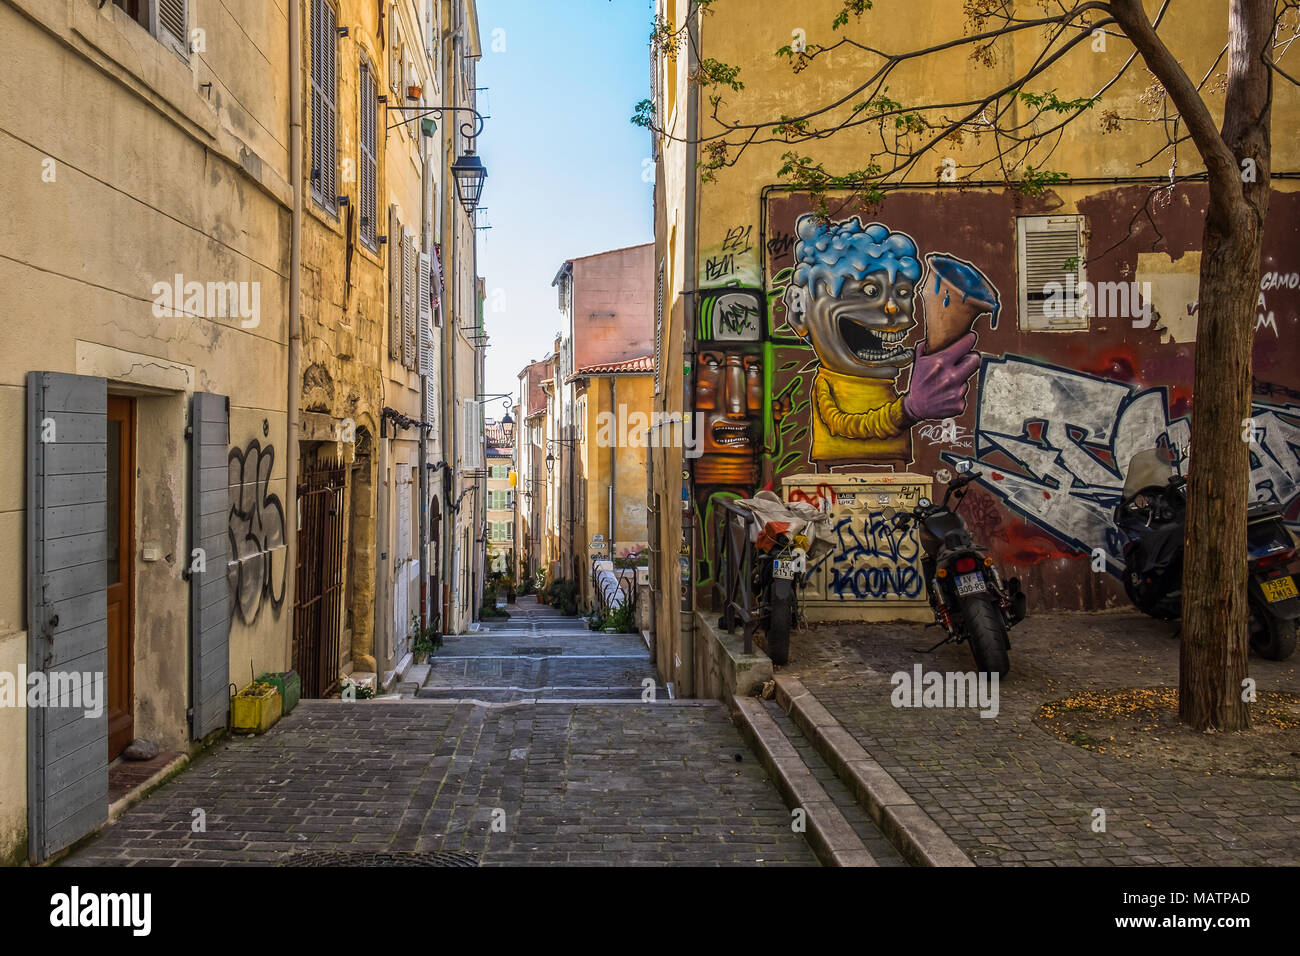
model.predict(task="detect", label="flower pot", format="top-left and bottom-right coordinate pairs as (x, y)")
top-left (231, 682), bottom-right (282, 734)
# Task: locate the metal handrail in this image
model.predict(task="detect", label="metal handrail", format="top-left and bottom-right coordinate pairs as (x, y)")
top-left (714, 500), bottom-right (758, 654)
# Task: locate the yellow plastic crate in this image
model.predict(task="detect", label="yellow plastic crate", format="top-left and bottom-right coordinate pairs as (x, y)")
top-left (231, 681), bottom-right (282, 734)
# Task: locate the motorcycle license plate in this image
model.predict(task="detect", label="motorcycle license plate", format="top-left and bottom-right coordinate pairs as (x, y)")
top-left (955, 572), bottom-right (986, 596)
top-left (1261, 575), bottom-right (1298, 603)
top-left (773, 559), bottom-right (796, 580)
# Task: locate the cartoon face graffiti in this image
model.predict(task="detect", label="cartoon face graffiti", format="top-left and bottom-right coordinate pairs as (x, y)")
top-left (782, 214), bottom-right (993, 467)
top-left (784, 222), bottom-right (921, 377)
top-left (695, 349), bottom-right (763, 486)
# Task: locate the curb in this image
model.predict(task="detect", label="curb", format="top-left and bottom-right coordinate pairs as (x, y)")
top-left (732, 695), bottom-right (879, 867)
top-left (774, 675), bottom-right (974, 867)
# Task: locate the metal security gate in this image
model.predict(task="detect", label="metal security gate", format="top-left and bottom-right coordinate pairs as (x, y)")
top-left (294, 463), bottom-right (345, 698)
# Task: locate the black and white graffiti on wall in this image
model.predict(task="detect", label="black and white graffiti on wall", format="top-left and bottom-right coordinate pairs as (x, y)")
top-left (950, 356), bottom-right (1300, 573)
top-left (227, 439), bottom-right (287, 623)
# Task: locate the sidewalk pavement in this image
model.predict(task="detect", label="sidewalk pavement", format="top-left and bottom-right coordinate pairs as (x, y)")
top-left (781, 609), bottom-right (1300, 865)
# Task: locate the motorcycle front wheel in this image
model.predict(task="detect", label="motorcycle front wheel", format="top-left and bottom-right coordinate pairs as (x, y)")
top-left (1249, 605), bottom-right (1298, 661)
top-left (960, 595), bottom-right (1010, 677)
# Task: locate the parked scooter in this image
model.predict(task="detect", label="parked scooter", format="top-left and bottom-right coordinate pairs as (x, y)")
top-left (1114, 446), bottom-right (1299, 660)
top-left (889, 461), bottom-right (1027, 676)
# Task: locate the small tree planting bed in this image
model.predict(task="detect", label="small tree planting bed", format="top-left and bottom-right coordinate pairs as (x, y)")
top-left (1035, 687), bottom-right (1300, 779)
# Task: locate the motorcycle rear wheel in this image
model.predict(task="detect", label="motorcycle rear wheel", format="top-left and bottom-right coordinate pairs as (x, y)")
top-left (960, 595), bottom-right (1010, 677)
top-left (1249, 607), bottom-right (1298, 661)
top-left (765, 579), bottom-right (793, 666)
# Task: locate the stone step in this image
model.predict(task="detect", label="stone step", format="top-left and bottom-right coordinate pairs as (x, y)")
top-left (772, 675), bottom-right (973, 867)
top-left (732, 694), bottom-right (896, 867)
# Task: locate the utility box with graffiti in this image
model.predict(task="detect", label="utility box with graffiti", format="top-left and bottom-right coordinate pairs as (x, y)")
top-left (783, 473), bottom-right (933, 622)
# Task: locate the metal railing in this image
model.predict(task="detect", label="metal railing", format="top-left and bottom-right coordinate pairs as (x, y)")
top-left (714, 500), bottom-right (758, 654)
top-left (590, 553), bottom-right (636, 619)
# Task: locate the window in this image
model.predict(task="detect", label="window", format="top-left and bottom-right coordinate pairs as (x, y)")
top-left (310, 0), bottom-right (339, 215)
top-left (1017, 215), bottom-right (1087, 331)
top-left (114, 1), bottom-right (189, 60)
top-left (489, 489), bottom-right (514, 510)
top-left (490, 522), bottom-right (513, 542)
top-left (389, 15), bottom-right (404, 97)
top-left (359, 61), bottom-right (379, 251)
top-left (402, 230), bottom-right (417, 368)
top-left (388, 206), bottom-right (402, 360)
top-left (654, 260), bottom-right (664, 395)
top-left (489, 465), bottom-right (509, 480)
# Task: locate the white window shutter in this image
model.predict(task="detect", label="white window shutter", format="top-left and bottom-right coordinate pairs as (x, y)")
top-left (463, 402), bottom-right (483, 469)
top-left (402, 232), bottom-right (416, 368)
top-left (1017, 215), bottom-right (1087, 331)
top-left (418, 252), bottom-right (433, 374)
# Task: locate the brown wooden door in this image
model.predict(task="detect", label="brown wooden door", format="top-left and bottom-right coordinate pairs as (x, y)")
top-left (106, 396), bottom-right (135, 759)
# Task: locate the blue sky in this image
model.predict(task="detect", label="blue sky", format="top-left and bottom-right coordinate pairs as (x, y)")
top-left (475, 0), bottom-right (655, 406)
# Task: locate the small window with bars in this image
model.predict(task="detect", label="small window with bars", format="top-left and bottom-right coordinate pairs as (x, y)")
top-left (359, 61), bottom-right (379, 251)
top-left (1017, 215), bottom-right (1087, 331)
top-left (310, 0), bottom-right (339, 216)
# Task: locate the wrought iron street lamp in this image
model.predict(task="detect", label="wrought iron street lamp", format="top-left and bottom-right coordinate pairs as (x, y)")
top-left (451, 151), bottom-right (487, 215)
top-left (385, 102), bottom-right (488, 217)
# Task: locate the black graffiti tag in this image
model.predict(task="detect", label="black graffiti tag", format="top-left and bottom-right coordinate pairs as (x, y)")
top-left (227, 440), bottom-right (287, 623)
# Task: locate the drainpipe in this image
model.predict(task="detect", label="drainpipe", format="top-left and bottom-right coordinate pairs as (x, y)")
top-left (285, 0), bottom-right (303, 676)
top-left (418, 126), bottom-right (430, 635)
top-left (608, 376), bottom-right (616, 553)
top-left (679, 5), bottom-right (701, 697)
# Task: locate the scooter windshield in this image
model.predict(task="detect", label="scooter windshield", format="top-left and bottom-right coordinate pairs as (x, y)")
top-left (1122, 449), bottom-right (1177, 500)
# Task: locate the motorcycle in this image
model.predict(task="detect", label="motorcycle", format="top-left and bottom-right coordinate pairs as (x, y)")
top-left (889, 461), bottom-right (1027, 676)
top-left (1115, 446), bottom-right (1299, 661)
top-left (754, 536), bottom-right (806, 667)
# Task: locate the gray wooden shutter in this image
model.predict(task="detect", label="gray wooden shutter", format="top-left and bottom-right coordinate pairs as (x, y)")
top-left (309, 0), bottom-right (338, 214)
top-left (360, 61), bottom-right (378, 249)
top-left (189, 393), bottom-right (231, 740)
top-left (26, 371), bottom-right (108, 863)
top-left (389, 206), bottom-right (402, 359)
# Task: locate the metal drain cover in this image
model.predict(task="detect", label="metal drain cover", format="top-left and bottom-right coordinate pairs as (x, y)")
top-left (512, 647), bottom-right (563, 655)
top-left (279, 850), bottom-right (479, 868)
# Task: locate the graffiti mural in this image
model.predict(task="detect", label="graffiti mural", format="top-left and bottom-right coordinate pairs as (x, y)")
top-left (692, 288), bottom-right (766, 585)
top-left (228, 439), bottom-right (287, 622)
top-left (781, 215), bottom-right (992, 468)
top-left (952, 356), bottom-right (1300, 573)
top-left (684, 187), bottom-right (1300, 611)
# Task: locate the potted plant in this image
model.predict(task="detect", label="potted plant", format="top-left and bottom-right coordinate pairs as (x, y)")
top-left (410, 612), bottom-right (443, 664)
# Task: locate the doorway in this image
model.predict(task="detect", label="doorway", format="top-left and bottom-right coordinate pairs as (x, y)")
top-left (106, 395), bottom-right (135, 759)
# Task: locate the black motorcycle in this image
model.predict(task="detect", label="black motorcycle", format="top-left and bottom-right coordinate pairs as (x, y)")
top-left (1115, 447), bottom-right (1299, 660)
top-left (890, 462), bottom-right (1027, 676)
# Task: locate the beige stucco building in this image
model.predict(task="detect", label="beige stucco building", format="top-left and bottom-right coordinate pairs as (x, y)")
top-left (0, 0), bottom-right (486, 865)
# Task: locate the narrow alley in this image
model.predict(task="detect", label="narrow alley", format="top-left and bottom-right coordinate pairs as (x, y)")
top-left (57, 598), bottom-right (908, 866)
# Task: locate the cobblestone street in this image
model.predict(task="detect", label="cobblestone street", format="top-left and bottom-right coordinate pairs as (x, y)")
top-left (781, 609), bottom-right (1300, 866)
top-left (61, 600), bottom-right (820, 867)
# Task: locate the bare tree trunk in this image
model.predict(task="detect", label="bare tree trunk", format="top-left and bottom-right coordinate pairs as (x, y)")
top-left (1179, 0), bottom-right (1272, 731)
top-left (1180, 204), bottom-right (1260, 731)
top-left (1111, 0), bottom-right (1273, 730)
